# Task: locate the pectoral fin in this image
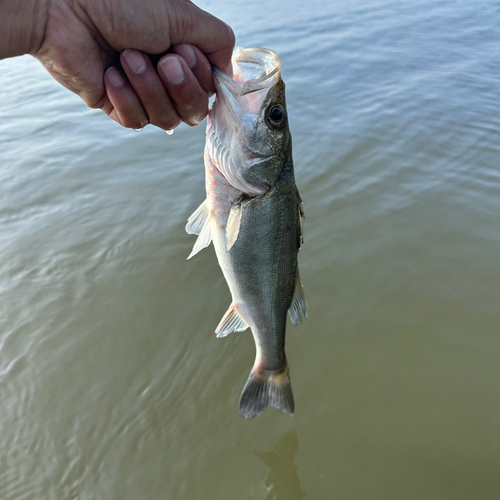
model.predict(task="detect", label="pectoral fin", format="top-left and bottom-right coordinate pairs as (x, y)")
top-left (215, 305), bottom-right (248, 337)
top-left (226, 203), bottom-right (243, 251)
top-left (186, 200), bottom-right (212, 259)
top-left (288, 268), bottom-right (308, 326)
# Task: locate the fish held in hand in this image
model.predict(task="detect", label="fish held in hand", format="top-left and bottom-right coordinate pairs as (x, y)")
top-left (186, 48), bottom-right (307, 418)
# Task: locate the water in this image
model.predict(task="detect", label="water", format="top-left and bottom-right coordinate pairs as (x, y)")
top-left (1, 0), bottom-right (500, 498)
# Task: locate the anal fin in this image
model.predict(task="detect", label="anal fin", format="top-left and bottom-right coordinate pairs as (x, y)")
top-left (288, 268), bottom-right (308, 326)
top-left (215, 305), bottom-right (248, 338)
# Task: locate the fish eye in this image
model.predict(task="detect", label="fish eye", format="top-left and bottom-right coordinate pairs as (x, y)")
top-left (270, 107), bottom-right (283, 122)
top-left (266, 104), bottom-right (286, 129)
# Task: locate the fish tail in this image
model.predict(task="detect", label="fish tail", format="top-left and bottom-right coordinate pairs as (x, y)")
top-left (239, 364), bottom-right (295, 418)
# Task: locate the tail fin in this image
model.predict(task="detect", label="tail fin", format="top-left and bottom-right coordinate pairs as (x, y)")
top-left (239, 366), bottom-right (295, 418)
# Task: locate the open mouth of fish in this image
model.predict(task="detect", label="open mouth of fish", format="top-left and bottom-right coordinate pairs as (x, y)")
top-left (213, 47), bottom-right (281, 93)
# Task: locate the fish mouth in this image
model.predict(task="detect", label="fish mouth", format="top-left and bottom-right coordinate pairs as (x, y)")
top-left (232, 47), bottom-right (282, 95)
top-left (213, 47), bottom-right (282, 100)
top-left (212, 47), bottom-right (282, 126)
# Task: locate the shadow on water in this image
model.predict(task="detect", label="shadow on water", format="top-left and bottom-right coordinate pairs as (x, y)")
top-left (255, 431), bottom-right (306, 500)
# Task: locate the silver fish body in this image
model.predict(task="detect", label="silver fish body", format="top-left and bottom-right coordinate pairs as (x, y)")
top-left (186, 48), bottom-right (307, 418)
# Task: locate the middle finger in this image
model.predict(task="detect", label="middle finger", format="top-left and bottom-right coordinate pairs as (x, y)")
top-left (121, 49), bottom-right (182, 131)
top-left (158, 54), bottom-right (209, 127)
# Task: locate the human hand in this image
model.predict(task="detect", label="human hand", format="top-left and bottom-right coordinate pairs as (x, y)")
top-left (35, 0), bottom-right (235, 130)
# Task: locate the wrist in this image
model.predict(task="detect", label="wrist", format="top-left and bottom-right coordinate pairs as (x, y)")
top-left (0, 0), bottom-right (50, 59)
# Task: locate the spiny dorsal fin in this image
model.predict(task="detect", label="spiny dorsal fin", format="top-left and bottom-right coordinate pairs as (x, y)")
top-left (215, 305), bottom-right (248, 338)
top-left (186, 200), bottom-right (209, 235)
top-left (288, 268), bottom-right (308, 326)
top-left (226, 202), bottom-right (243, 251)
top-left (298, 201), bottom-right (305, 249)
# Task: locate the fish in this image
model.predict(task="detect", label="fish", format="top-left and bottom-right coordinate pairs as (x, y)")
top-left (186, 47), bottom-right (307, 418)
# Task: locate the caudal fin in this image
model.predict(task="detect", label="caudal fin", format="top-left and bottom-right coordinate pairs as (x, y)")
top-left (239, 366), bottom-right (295, 418)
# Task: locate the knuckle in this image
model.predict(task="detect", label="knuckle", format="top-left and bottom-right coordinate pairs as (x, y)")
top-left (87, 98), bottom-right (105, 110)
top-left (182, 94), bottom-right (208, 126)
top-left (153, 114), bottom-right (181, 131)
top-left (185, 108), bottom-right (207, 127)
top-left (121, 115), bottom-right (149, 130)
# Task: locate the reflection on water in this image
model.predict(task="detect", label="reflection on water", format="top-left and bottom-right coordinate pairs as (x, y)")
top-left (256, 431), bottom-right (306, 500)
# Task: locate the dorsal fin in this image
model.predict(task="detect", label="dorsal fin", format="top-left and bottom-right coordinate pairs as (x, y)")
top-left (298, 201), bottom-right (305, 249)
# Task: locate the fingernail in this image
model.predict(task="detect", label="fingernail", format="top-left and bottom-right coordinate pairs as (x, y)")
top-left (160, 57), bottom-right (185, 85)
top-left (123, 49), bottom-right (146, 74)
top-left (179, 44), bottom-right (196, 68)
top-left (106, 67), bottom-right (125, 88)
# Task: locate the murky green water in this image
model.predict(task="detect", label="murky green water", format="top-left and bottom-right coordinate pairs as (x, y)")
top-left (1, 0), bottom-right (500, 498)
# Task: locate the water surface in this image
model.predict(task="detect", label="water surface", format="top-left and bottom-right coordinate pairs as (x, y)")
top-left (1, 0), bottom-right (500, 498)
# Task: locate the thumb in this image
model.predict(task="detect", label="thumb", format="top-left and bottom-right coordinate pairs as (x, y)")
top-left (169, 1), bottom-right (235, 73)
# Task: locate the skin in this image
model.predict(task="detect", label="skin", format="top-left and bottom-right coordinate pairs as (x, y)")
top-left (0, 0), bottom-right (235, 130)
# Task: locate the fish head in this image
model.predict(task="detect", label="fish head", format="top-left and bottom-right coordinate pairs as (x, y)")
top-left (209, 48), bottom-right (293, 195)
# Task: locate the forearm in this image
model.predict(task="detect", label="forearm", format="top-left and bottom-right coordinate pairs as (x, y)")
top-left (0, 0), bottom-right (49, 59)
